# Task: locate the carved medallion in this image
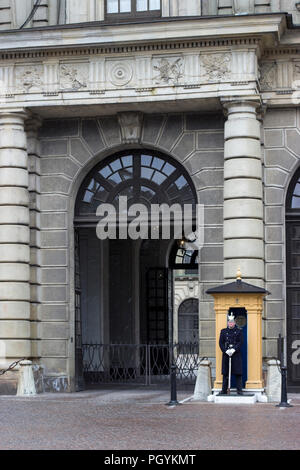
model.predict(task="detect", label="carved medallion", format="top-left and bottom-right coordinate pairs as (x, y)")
top-left (110, 62), bottom-right (133, 87)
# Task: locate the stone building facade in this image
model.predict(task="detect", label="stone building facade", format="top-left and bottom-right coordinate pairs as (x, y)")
top-left (0, 0), bottom-right (300, 393)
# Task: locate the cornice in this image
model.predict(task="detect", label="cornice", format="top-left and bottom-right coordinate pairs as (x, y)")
top-left (0, 13), bottom-right (286, 59)
top-left (0, 37), bottom-right (262, 62)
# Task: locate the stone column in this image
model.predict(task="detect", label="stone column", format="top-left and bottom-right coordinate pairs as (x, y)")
top-left (26, 116), bottom-right (42, 362)
top-left (223, 100), bottom-right (264, 286)
top-left (0, 109), bottom-right (31, 368)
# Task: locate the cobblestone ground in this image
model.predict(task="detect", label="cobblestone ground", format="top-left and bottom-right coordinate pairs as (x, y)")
top-left (0, 387), bottom-right (299, 450)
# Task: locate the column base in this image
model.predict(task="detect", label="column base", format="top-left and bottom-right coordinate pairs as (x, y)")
top-left (213, 380), bottom-right (223, 389)
top-left (246, 380), bottom-right (263, 389)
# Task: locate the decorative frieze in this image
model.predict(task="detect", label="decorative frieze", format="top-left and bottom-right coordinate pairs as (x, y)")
top-left (0, 48), bottom-right (260, 97)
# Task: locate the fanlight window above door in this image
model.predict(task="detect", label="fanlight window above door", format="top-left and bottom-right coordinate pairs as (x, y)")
top-left (75, 150), bottom-right (197, 220)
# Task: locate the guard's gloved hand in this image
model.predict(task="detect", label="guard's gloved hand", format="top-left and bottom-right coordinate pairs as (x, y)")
top-left (230, 348), bottom-right (236, 355)
top-left (226, 349), bottom-right (233, 356)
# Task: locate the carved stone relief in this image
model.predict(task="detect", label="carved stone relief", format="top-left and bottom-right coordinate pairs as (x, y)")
top-left (294, 62), bottom-right (300, 82)
top-left (260, 61), bottom-right (277, 90)
top-left (59, 63), bottom-right (88, 90)
top-left (15, 65), bottom-right (43, 92)
top-left (153, 56), bottom-right (184, 85)
top-left (118, 112), bottom-right (143, 144)
top-left (200, 53), bottom-right (231, 82)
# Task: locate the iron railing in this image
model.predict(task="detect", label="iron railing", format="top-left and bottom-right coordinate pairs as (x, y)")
top-left (82, 342), bottom-right (200, 386)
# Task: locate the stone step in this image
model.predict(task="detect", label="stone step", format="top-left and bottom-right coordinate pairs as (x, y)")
top-left (214, 392), bottom-right (257, 404)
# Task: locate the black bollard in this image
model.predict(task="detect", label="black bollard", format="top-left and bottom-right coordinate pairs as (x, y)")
top-left (276, 366), bottom-right (293, 408)
top-left (166, 364), bottom-right (179, 406)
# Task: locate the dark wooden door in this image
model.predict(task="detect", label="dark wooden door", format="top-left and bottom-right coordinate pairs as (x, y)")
top-left (146, 267), bottom-right (168, 344)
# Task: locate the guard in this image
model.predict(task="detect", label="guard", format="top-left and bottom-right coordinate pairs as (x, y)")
top-left (219, 312), bottom-right (243, 395)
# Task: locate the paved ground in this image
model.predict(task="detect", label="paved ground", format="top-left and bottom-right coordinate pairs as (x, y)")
top-left (0, 387), bottom-right (299, 450)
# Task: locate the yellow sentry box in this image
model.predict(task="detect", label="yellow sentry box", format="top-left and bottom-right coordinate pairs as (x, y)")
top-left (206, 270), bottom-right (269, 390)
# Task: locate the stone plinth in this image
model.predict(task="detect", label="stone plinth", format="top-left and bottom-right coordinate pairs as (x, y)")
top-left (266, 359), bottom-right (282, 402)
top-left (193, 360), bottom-right (212, 401)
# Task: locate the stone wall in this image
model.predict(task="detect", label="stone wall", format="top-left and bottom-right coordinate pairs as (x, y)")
top-left (38, 112), bottom-right (224, 389)
top-left (263, 107), bottom-right (300, 357)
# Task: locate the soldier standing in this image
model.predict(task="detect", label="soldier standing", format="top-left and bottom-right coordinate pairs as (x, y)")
top-left (219, 312), bottom-right (243, 395)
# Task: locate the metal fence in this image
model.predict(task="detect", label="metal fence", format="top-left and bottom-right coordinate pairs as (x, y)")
top-left (82, 343), bottom-right (200, 386)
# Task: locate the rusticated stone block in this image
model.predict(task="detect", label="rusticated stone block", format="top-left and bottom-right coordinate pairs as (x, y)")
top-left (40, 176), bottom-right (72, 195)
top-left (41, 157), bottom-right (80, 179)
top-left (186, 113), bottom-right (224, 131)
top-left (39, 119), bottom-right (79, 138)
top-left (158, 115), bottom-right (183, 151)
top-left (142, 114), bottom-right (165, 145)
top-left (264, 129), bottom-right (284, 148)
top-left (198, 132), bottom-right (224, 149)
top-left (264, 148), bottom-right (297, 172)
top-left (264, 109), bottom-right (296, 128)
top-left (172, 133), bottom-right (195, 161)
top-left (40, 230), bottom-right (67, 248)
top-left (40, 140), bottom-right (68, 156)
top-left (98, 116), bottom-right (121, 146)
top-left (70, 138), bottom-right (93, 165)
top-left (286, 129), bottom-right (300, 157)
top-left (81, 119), bottom-right (105, 154)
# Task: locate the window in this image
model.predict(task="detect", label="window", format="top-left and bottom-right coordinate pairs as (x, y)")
top-left (169, 242), bottom-right (198, 269)
top-left (178, 299), bottom-right (199, 343)
top-left (75, 150), bottom-right (197, 219)
top-left (106, 0), bottom-right (161, 19)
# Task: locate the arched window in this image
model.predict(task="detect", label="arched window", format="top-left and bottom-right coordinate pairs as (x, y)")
top-left (169, 242), bottom-right (198, 270)
top-left (286, 169), bottom-right (300, 210)
top-left (178, 298), bottom-right (198, 343)
top-left (75, 150), bottom-right (197, 221)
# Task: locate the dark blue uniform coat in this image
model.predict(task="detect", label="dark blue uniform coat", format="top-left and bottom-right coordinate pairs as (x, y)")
top-left (219, 326), bottom-right (243, 376)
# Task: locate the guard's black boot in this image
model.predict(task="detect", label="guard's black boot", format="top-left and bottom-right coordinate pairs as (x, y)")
top-left (237, 390), bottom-right (243, 395)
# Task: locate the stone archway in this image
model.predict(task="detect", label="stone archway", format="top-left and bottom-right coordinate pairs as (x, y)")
top-left (73, 147), bottom-right (197, 388)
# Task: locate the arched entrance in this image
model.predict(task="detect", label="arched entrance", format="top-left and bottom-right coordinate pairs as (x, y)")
top-left (286, 167), bottom-right (300, 392)
top-left (74, 149), bottom-right (198, 389)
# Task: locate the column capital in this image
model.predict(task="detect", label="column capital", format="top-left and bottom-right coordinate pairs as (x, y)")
top-left (0, 108), bottom-right (30, 127)
top-left (0, 107), bottom-right (28, 117)
top-left (220, 97), bottom-right (262, 116)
